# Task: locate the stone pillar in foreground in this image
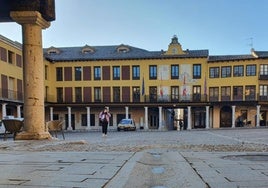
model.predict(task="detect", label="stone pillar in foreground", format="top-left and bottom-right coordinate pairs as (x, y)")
top-left (86, 107), bottom-right (91, 130)
top-left (158, 106), bottom-right (163, 130)
top-left (256, 105), bottom-right (261, 127)
top-left (11, 11), bottom-right (51, 140)
top-left (187, 106), bottom-right (191, 130)
top-left (205, 106), bottom-right (210, 129)
top-left (231, 105), bottom-right (236, 128)
top-left (144, 106), bottom-right (148, 130)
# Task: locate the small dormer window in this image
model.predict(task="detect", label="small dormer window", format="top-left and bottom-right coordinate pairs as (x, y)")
top-left (118, 48), bottom-right (128, 53)
top-left (82, 45), bottom-right (95, 54)
top-left (47, 47), bottom-right (60, 55)
top-left (117, 44), bottom-right (130, 53)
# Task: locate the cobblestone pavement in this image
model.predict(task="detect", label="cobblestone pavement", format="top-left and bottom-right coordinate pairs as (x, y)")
top-left (1, 128), bottom-right (268, 152)
top-left (0, 128), bottom-right (268, 187)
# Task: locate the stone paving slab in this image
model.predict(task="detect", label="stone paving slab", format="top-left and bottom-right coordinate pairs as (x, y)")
top-left (106, 149), bottom-right (207, 188)
top-left (0, 149), bottom-right (268, 188)
top-left (0, 151), bottom-right (133, 188)
top-left (0, 151), bottom-right (268, 187)
top-left (181, 151), bottom-right (268, 188)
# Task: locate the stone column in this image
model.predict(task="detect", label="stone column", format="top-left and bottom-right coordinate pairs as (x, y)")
top-left (125, 106), bottom-right (129, 119)
top-left (205, 106), bottom-right (210, 129)
top-left (16, 105), bottom-right (22, 118)
top-left (50, 107), bottom-right (53, 121)
top-left (86, 107), bottom-right (91, 130)
top-left (256, 105), bottom-right (261, 127)
top-left (2, 103), bottom-right (7, 119)
top-left (144, 106), bottom-right (148, 130)
top-left (158, 106), bottom-right (162, 130)
top-left (10, 11), bottom-right (51, 139)
top-left (187, 106), bottom-right (192, 130)
top-left (232, 105), bottom-right (236, 128)
top-left (67, 106), bottom-right (72, 130)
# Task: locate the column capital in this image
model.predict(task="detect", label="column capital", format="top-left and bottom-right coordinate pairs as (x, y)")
top-left (10, 11), bottom-right (50, 29)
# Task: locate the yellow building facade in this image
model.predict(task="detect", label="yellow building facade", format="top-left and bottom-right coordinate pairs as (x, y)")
top-left (0, 35), bottom-right (23, 119)
top-left (1, 35), bottom-right (268, 130)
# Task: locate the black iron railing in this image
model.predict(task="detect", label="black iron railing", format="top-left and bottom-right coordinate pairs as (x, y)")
top-left (0, 88), bottom-right (23, 102)
top-left (44, 93), bottom-right (268, 104)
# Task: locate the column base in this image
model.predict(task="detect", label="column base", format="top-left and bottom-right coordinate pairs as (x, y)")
top-left (15, 131), bottom-right (52, 140)
top-left (67, 127), bottom-right (73, 131)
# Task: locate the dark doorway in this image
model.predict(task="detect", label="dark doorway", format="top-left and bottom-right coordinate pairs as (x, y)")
top-left (65, 114), bottom-right (75, 130)
top-left (220, 106), bottom-right (232, 127)
top-left (193, 109), bottom-right (206, 128)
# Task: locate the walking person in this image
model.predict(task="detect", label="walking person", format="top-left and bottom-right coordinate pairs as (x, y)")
top-left (179, 119), bottom-right (183, 131)
top-left (99, 107), bottom-right (111, 137)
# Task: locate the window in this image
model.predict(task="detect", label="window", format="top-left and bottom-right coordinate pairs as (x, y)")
top-left (149, 65), bottom-right (157, 80)
top-left (117, 45), bottom-right (130, 53)
top-left (75, 67), bottom-right (82, 81)
top-left (221, 86), bottom-right (231, 101)
top-left (0, 47), bottom-right (7, 62)
top-left (233, 86), bottom-right (243, 101)
top-left (149, 86), bottom-right (157, 102)
top-left (56, 87), bottom-right (63, 102)
top-left (75, 87), bottom-right (82, 102)
top-left (209, 67), bottom-right (219, 78)
top-left (56, 67), bottom-right (63, 81)
top-left (132, 87), bottom-right (140, 102)
top-left (113, 66), bottom-right (120, 80)
top-left (45, 86), bottom-right (48, 101)
top-left (209, 87), bottom-right (219, 101)
top-left (193, 64), bottom-right (201, 79)
top-left (45, 65), bottom-right (48, 80)
top-left (233, 65), bottom-right (244, 77)
top-left (132, 66), bottom-right (140, 80)
top-left (245, 85), bottom-right (256, 101)
top-left (193, 85), bottom-right (201, 101)
top-left (83, 66), bottom-right (91, 80)
top-left (113, 87), bottom-right (120, 102)
top-left (8, 50), bottom-right (14, 64)
top-left (171, 86), bottom-right (179, 101)
top-left (221, 66), bottom-right (231, 78)
top-left (94, 66), bottom-right (101, 80)
top-left (246, 65), bottom-right (256, 76)
top-left (171, 65), bottom-right (179, 79)
top-left (16, 54), bottom-right (22, 67)
top-left (94, 87), bottom-right (101, 102)
top-left (260, 85), bottom-right (268, 101)
top-left (260, 65), bottom-right (268, 75)
top-left (64, 67), bottom-right (72, 81)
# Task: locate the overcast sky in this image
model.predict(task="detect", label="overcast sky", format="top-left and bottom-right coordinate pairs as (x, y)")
top-left (1, 0), bottom-right (267, 55)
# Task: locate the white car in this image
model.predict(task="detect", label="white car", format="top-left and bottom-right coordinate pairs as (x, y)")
top-left (117, 119), bottom-right (136, 131)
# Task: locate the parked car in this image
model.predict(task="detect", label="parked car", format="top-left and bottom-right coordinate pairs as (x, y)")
top-left (117, 119), bottom-right (136, 131)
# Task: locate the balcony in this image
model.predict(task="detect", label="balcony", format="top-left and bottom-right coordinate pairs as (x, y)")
top-left (259, 74), bottom-right (268, 80)
top-left (0, 88), bottom-right (23, 102)
top-left (46, 94), bottom-right (210, 104)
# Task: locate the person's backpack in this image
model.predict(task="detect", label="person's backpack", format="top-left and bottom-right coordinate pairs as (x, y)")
top-left (100, 113), bottom-right (107, 123)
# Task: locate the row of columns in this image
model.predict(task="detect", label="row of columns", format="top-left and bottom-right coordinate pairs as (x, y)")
top-left (48, 106), bottom-right (151, 130)
top-left (46, 105), bottom-right (262, 130)
top-left (2, 104), bottom-right (263, 129)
